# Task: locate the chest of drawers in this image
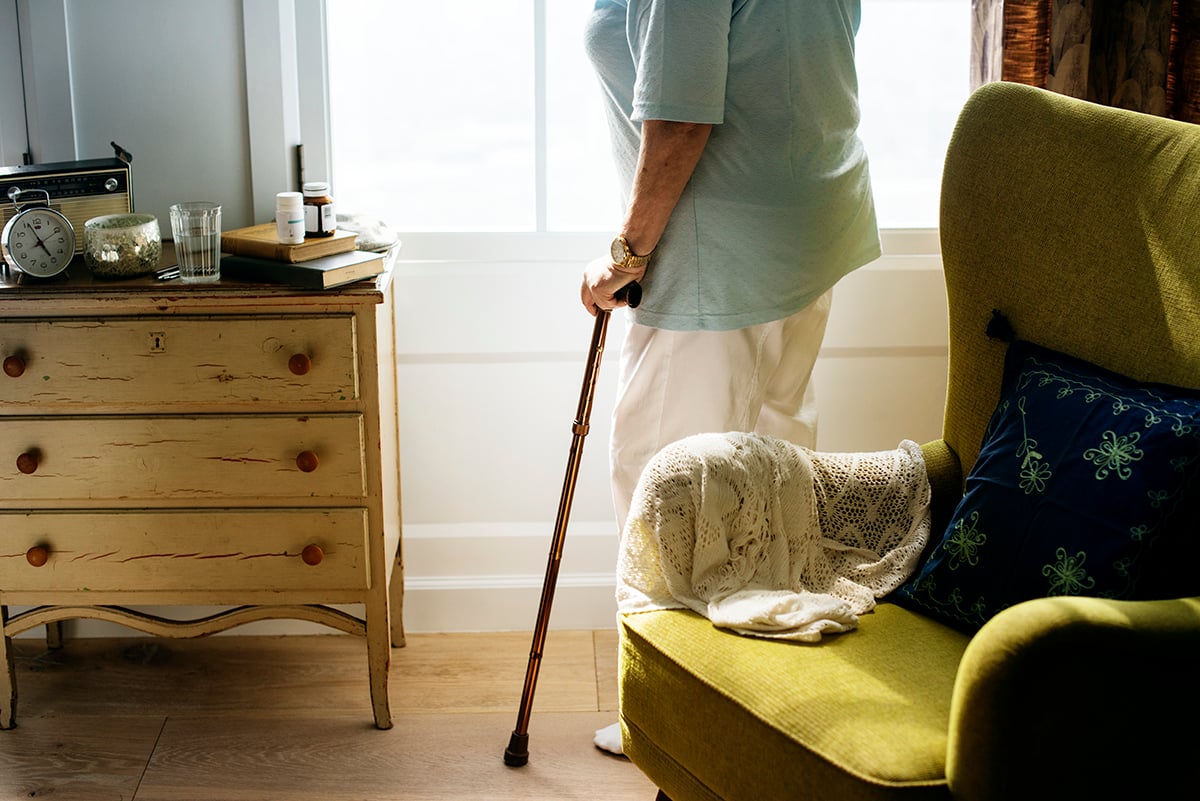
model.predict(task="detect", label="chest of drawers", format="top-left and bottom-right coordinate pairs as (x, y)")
top-left (0, 261), bottom-right (403, 730)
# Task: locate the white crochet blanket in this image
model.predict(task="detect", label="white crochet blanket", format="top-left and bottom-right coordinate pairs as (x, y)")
top-left (617, 432), bottom-right (931, 641)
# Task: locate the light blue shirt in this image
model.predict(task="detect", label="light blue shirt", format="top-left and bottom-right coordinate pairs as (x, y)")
top-left (586, 0), bottom-right (880, 331)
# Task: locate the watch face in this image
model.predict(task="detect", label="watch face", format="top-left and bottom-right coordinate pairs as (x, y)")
top-left (610, 237), bottom-right (626, 265)
top-left (2, 208), bottom-right (75, 277)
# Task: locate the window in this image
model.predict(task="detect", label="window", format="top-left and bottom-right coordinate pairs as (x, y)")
top-left (856, 0), bottom-right (971, 228)
top-left (327, 0), bottom-right (970, 234)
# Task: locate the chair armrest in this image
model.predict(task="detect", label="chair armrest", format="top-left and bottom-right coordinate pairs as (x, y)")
top-left (946, 595), bottom-right (1200, 801)
top-left (919, 438), bottom-right (961, 538)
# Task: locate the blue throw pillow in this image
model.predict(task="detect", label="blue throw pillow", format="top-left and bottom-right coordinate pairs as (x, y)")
top-left (893, 339), bottom-right (1200, 634)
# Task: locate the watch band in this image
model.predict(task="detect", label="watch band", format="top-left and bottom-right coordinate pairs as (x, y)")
top-left (611, 235), bottom-right (654, 272)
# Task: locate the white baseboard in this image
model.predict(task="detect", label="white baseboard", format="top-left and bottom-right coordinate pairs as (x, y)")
top-left (400, 521), bottom-right (620, 632)
top-left (402, 572), bottom-right (618, 634)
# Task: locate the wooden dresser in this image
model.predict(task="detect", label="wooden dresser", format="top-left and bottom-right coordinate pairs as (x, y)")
top-left (0, 254), bottom-right (404, 730)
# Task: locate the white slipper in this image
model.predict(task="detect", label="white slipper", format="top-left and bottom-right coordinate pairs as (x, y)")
top-left (593, 721), bottom-right (625, 755)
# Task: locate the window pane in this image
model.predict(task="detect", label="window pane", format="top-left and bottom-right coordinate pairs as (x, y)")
top-left (328, 1), bottom-right (535, 231)
top-left (545, 1), bottom-right (623, 232)
top-left (857, 0), bottom-right (972, 228)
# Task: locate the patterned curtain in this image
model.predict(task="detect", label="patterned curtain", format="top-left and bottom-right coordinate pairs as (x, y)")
top-left (972, 0), bottom-right (1200, 123)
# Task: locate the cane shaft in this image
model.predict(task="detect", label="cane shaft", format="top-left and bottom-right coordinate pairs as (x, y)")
top-left (505, 309), bottom-right (611, 766)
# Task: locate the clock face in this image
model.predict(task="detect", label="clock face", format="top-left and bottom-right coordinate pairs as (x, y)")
top-left (2, 208), bottom-right (76, 278)
top-left (610, 237), bottom-right (626, 265)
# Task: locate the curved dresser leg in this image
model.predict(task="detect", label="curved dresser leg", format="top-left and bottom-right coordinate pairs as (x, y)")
top-left (388, 549), bottom-right (406, 648)
top-left (46, 621), bottom-right (63, 650)
top-left (366, 596), bottom-right (393, 730)
top-left (1, 629), bottom-right (15, 730)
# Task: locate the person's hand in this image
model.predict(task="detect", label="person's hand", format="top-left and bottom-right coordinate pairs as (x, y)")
top-left (581, 255), bottom-right (642, 316)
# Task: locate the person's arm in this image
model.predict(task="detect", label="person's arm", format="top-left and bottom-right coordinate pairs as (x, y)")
top-left (621, 119), bottom-right (713, 257)
top-left (581, 119), bottom-right (714, 314)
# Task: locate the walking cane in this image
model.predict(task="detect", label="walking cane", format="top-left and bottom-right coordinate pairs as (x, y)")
top-left (504, 281), bottom-right (640, 768)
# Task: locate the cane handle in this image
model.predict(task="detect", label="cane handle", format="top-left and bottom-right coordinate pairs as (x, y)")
top-left (614, 281), bottom-right (641, 308)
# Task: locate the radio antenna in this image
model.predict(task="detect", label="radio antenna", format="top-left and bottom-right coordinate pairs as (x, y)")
top-left (110, 141), bottom-right (133, 165)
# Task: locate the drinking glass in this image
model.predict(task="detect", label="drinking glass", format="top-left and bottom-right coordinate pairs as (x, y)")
top-left (169, 202), bottom-right (221, 284)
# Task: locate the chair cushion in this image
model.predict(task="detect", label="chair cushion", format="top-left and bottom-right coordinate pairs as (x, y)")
top-left (893, 339), bottom-right (1200, 634)
top-left (619, 604), bottom-right (968, 801)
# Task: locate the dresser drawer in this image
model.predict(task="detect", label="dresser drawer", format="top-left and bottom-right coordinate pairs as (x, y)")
top-left (2, 415), bottom-right (366, 502)
top-left (0, 315), bottom-right (360, 409)
top-left (0, 509), bottom-right (370, 592)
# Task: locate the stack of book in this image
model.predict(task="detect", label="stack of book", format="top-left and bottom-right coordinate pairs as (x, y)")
top-left (218, 223), bottom-right (385, 289)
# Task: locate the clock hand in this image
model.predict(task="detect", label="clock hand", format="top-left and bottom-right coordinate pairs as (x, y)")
top-left (23, 222), bottom-right (55, 257)
top-left (24, 221), bottom-right (48, 247)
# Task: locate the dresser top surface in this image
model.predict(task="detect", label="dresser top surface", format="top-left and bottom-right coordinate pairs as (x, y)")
top-left (0, 245), bottom-right (391, 314)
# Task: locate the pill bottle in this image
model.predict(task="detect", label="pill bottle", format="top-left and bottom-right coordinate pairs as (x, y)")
top-left (302, 181), bottom-right (336, 238)
top-left (275, 192), bottom-right (305, 244)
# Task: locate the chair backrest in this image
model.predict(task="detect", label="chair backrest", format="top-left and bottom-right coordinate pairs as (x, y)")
top-left (938, 81), bottom-right (1200, 477)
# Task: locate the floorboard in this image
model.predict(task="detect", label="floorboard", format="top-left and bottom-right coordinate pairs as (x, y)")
top-left (0, 630), bottom-right (649, 801)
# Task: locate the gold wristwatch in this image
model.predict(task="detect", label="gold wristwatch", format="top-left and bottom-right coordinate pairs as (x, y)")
top-left (610, 235), bottom-right (653, 272)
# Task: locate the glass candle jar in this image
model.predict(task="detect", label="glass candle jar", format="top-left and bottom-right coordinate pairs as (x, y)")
top-left (82, 213), bottom-right (162, 278)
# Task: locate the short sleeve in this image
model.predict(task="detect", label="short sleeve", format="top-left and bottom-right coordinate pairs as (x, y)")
top-left (627, 0), bottom-right (731, 123)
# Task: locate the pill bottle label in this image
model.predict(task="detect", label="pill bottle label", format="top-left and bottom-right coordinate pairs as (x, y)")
top-left (304, 202), bottom-right (336, 237)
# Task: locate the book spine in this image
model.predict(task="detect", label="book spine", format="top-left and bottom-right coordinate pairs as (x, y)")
top-left (220, 255), bottom-right (325, 288)
top-left (224, 240), bottom-right (292, 262)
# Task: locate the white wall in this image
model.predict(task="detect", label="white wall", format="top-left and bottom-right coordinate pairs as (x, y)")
top-left (7, 1), bottom-right (950, 637)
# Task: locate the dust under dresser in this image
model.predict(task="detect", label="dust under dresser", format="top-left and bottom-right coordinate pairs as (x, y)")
top-left (0, 259), bottom-right (404, 730)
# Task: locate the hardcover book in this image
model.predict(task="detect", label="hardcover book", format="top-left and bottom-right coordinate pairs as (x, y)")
top-left (220, 248), bottom-right (385, 290)
top-left (220, 222), bottom-right (357, 263)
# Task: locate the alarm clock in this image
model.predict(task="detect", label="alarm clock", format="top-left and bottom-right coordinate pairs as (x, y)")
top-left (1, 188), bottom-right (76, 278)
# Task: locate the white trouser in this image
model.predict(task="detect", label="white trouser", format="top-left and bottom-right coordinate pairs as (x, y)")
top-left (609, 289), bottom-right (833, 531)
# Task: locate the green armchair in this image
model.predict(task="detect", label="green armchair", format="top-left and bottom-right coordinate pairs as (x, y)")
top-left (617, 82), bottom-right (1200, 801)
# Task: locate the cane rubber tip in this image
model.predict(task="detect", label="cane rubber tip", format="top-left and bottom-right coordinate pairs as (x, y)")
top-left (504, 732), bottom-right (530, 767)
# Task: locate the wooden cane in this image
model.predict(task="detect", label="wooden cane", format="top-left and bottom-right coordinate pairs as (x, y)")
top-left (504, 281), bottom-right (640, 767)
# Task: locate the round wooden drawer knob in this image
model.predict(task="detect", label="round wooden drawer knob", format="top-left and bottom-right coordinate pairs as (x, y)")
top-left (26, 546), bottom-right (49, 567)
top-left (295, 450), bottom-right (319, 473)
top-left (3, 355), bottom-right (25, 378)
top-left (288, 353), bottom-right (312, 376)
top-left (16, 451), bottom-right (39, 474)
top-left (301, 544), bottom-right (324, 566)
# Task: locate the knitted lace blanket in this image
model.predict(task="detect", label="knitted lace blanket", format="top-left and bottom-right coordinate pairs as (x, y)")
top-left (617, 432), bottom-right (932, 641)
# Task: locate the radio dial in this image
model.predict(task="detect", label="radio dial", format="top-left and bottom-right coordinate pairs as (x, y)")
top-left (104, 178), bottom-right (118, 192)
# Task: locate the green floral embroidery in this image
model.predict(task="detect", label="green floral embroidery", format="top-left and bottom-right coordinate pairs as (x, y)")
top-left (906, 579), bottom-right (987, 627)
top-left (1129, 523), bottom-right (1151, 542)
top-left (1015, 396), bottom-right (1052, 494)
top-left (1042, 547), bottom-right (1096, 595)
top-left (944, 510), bottom-right (986, 570)
top-left (1020, 459), bottom-right (1052, 494)
top-left (1019, 359), bottom-right (1193, 434)
top-left (1082, 430), bottom-right (1144, 480)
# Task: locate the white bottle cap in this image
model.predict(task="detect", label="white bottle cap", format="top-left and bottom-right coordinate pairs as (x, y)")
top-left (276, 191), bottom-right (303, 210)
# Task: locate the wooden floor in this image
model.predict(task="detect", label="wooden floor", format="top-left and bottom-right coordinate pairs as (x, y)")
top-left (0, 630), bottom-right (657, 801)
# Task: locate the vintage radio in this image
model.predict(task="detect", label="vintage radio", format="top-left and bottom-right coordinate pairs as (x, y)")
top-left (0, 154), bottom-right (133, 254)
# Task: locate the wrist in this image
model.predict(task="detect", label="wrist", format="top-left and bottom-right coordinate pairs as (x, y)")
top-left (610, 234), bottom-right (654, 273)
